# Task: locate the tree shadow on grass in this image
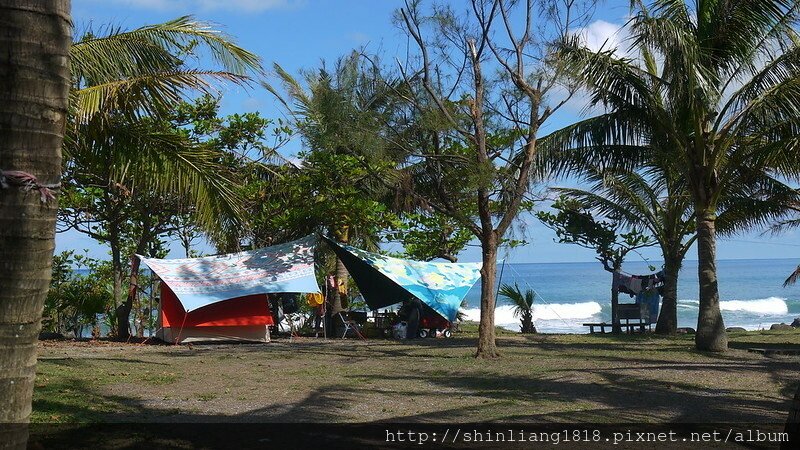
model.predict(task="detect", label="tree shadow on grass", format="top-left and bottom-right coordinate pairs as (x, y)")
top-left (30, 335), bottom-right (800, 448)
top-left (39, 356), bottom-right (169, 366)
top-left (31, 363), bottom-right (794, 448)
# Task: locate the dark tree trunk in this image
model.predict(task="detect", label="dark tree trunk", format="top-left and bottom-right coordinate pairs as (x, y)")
top-left (611, 280), bottom-right (620, 333)
top-left (116, 256), bottom-right (141, 340)
top-left (109, 241), bottom-right (128, 339)
top-left (331, 226), bottom-right (350, 316)
top-left (476, 235), bottom-right (499, 358)
top-left (520, 311), bottom-right (535, 334)
top-left (0, 0), bottom-right (71, 440)
top-left (655, 255), bottom-right (681, 335)
top-left (782, 383), bottom-right (800, 450)
top-left (694, 214), bottom-right (727, 351)
top-left (609, 261), bottom-right (622, 334)
top-left (118, 220), bottom-right (151, 341)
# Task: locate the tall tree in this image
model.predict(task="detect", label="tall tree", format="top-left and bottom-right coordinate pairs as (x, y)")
top-left (268, 54), bottom-right (403, 317)
top-left (0, 0), bottom-right (71, 437)
top-left (59, 102), bottom-right (257, 339)
top-left (60, 18), bottom-right (263, 339)
top-left (548, 0), bottom-right (800, 351)
top-left (392, 0), bottom-right (596, 357)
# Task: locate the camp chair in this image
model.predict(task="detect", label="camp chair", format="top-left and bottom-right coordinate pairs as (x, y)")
top-left (336, 311), bottom-right (365, 339)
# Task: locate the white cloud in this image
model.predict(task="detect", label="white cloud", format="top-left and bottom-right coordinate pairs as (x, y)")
top-left (347, 32), bottom-right (370, 45)
top-left (77, 0), bottom-right (302, 13)
top-left (574, 19), bottom-right (630, 55)
top-left (241, 96), bottom-right (263, 110)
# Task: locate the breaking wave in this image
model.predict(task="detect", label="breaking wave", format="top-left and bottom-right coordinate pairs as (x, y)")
top-left (463, 302), bottom-right (602, 331)
top-left (678, 297), bottom-right (789, 315)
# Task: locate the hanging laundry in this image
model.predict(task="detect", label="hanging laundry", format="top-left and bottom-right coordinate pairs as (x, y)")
top-left (613, 271), bottom-right (641, 296)
top-left (613, 271), bottom-right (634, 297)
top-left (635, 290), bottom-right (661, 323)
top-left (614, 270), bottom-right (665, 296)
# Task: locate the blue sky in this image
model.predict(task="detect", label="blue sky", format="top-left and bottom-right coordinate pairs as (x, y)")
top-left (59, 0), bottom-right (800, 264)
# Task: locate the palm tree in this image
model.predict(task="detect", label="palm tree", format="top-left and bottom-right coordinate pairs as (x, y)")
top-left (553, 167), bottom-right (695, 335)
top-left (267, 54), bottom-right (400, 317)
top-left (498, 283), bottom-right (536, 334)
top-left (60, 18), bottom-right (263, 339)
top-left (0, 0), bottom-right (71, 432)
top-left (551, 164), bottom-right (794, 335)
top-left (546, 0), bottom-right (800, 351)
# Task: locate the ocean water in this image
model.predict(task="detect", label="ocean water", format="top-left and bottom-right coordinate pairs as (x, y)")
top-left (462, 258), bottom-right (800, 333)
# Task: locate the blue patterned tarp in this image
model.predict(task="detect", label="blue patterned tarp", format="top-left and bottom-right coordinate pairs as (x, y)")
top-left (326, 238), bottom-right (482, 322)
top-left (139, 236), bottom-right (321, 311)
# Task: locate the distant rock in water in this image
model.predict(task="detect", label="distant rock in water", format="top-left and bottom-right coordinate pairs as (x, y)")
top-left (677, 327), bottom-right (695, 334)
top-left (770, 323), bottom-right (794, 331)
top-left (38, 332), bottom-right (64, 340)
top-left (792, 318), bottom-right (800, 328)
top-left (726, 327), bottom-right (747, 332)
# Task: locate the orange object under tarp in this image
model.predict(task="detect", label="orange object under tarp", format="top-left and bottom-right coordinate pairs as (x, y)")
top-left (160, 283), bottom-right (274, 328)
top-left (306, 292), bottom-right (324, 307)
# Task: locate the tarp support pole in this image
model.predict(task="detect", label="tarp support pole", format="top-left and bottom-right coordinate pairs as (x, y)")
top-left (175, 311), bottom-right (188, 345)
top-left (495, 258), bottom-right (506, 302)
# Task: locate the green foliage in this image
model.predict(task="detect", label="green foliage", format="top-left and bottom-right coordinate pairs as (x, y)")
top-left (171, 94), bottom-right (290, 163)
top-left (252, 53), bottom-right (406, 252)
top-left (387, 212), bottom-right (472, 262)
top-left (44, 251), bottom-right (113, 337)
top-left (537, 195), bottom-right (654, 270)
top-left (62, 15), bottom-right (266, 268)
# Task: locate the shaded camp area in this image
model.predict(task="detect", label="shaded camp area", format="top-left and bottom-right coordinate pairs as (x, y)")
top-left (139, 236), bottom-right (321, 343)
top-left (323, 236), bottom-right (481, 337)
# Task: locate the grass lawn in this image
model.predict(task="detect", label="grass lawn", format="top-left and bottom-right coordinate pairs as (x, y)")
top-left (32, 327), bottom-right (800, 424)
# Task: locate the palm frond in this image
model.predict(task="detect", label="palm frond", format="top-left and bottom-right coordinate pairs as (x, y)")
top-left (784, 264), bottom-right (800, 287)
top-left (71, 118), bottom-right (245, 234)
top-left (73, 71), bottom-right (244, 123)
top-left (72, 16), bottom-right (262, 83)
top-left (498, 282), bottom-right (534, 317)
top-left (71, 16), bottom-right (261, 122)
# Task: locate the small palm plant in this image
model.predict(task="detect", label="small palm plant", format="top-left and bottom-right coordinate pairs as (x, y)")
top-left (498, 283), bottom-right (536, 334)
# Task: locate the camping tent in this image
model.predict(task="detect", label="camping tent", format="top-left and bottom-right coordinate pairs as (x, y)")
top-left (139, 236), bottom-right (321, 343)
top-left (322, 237), bottom-right (481, 322)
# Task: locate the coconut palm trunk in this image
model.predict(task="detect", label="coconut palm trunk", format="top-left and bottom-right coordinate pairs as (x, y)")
top-left (782, 383), bottom-right (800, 450)
top-left (655, 254), bottom-right (681, 335)
top-left (0, 0), bottom-right (71, 438)
top-left (695, 213), bottom-right (727, 351)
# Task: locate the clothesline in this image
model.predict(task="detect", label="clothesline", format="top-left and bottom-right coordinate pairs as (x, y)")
top-left (615, 267), bottom-right (663, 277)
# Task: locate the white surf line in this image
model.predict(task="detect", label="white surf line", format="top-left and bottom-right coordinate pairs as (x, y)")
top-left (504, 262), bottom-right (575, 328)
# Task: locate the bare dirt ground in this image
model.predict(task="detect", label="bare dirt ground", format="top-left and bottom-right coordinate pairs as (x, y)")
top-left (32, 330), bottom-right (800, 425)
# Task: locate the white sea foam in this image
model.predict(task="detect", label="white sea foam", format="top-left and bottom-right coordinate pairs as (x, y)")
top-left (462, 296), bottom-right (793, 333)
top-left (462, 302), bottom-right (603, 331)
top-left (720, 297), bottom-right (789, 315)
top-left (677, 297), bottom-right (789, 315)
